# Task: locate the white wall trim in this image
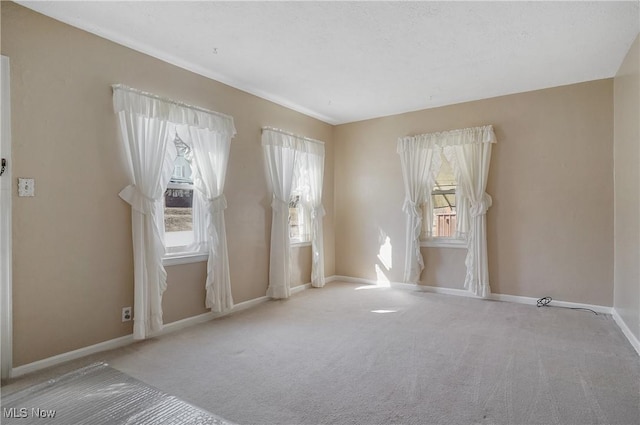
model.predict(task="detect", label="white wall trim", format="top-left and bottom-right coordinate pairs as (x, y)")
top-left (1, 55), bottom-right (13, 380)
top-left (330, 275), bottom-right (470, 297)
top-left (331, 275), bottom-right (381, 285)
top-left (290, 241), bottom-right (312, 248)
top-left (156, 294), bottom-right (272, 337)
top-left (489, 292), bottom-right (612, 314)
top-left (612, 308), bottom-right (640, 356)
top-left (403, 282), bottom-right (471, 298)
top-left (11, 334), bottom-right (135, 378)
top-left (324, 275), bottom-right (339, 284)
top-left (420, 238), bottom-right (467, 249)
top-left (12, 275), bottom-right (634, 377)
top-left (330, 275), bottom-right (613, 313)
top-left (145, 282), bottom-right (313, 338)
top-left (331, 275), bottom-right (640, 353)
top-left (10, 281), bottom-right (316, 378)
top-left (163, 253), bottom-right (208, 267)
top-left (291, 282), bottom-right (312, 294)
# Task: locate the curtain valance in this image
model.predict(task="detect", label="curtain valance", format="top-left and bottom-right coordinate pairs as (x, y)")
top-left (398, 125), bottom-right (496, 152)
top-left (112, 85), bottom-right (236, 136)
top-left (261, 127), bottom-right (324, 151)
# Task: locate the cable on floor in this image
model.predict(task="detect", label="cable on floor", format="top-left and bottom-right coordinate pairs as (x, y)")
top-left (536, 296), bottom-right (598, 315)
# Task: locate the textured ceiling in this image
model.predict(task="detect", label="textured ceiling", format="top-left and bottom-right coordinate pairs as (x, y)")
top-left (17, 1), bottom-right (640, 124)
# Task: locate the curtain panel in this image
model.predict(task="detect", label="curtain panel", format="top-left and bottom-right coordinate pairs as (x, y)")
top-left (444, 140), bottom-right (494, 297)
top-left (262, 128), bottom-right (326, 298)
top-left (113, 85), bottom-right (236, 337)
top-left (398, 125), bottom-right (496, 296)
top-left (113, 88), bottom-right (176, 340)
top-left (189, 127), bottom-right (234, 313)
top-left (301, 140), bottom-right (326, 288)
top-left (262, 130), bottom-right (300, 299)
top-left (397, 140), bottom-right (440, 283)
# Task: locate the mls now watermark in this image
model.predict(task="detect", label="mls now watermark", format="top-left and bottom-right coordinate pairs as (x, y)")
top-left (3, 407), bottom-right (57, 419)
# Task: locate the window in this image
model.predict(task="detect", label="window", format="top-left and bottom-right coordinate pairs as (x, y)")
top-left (289, 161), bottom-right (311, 245)
top-left (399, 125), bottom-right (495, 289)
top-left (421, 152), bottom-right (465, 247)
top-left (289, 192), bottom-right (310, 244)
top-left (430, 153), bottom-right (457, 238)
top-left (164, 134), bottom-right (198, 255)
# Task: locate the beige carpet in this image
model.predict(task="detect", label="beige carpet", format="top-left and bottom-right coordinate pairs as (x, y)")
top-left (3, 282), bottom-right (640, 424)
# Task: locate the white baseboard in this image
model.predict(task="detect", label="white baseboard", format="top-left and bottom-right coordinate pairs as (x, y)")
top-left (10, 283), bottom-right (316, 378)
top-left (331, 275), bottom-right (640, 355)
top-left (409, 283), bottom-right (472, 297)
top-left (488, 292), bottom-right (612, 314)
top-left (330, 275), bottom-right (612, 313)
top-left (324, 275), bottom-right (339, 284)
top-left (612, 309), bottom-right (640, 356)
top-left (11, 275), bottom-right (634, 377)
top-left (11, 334), bottom-right (134, 378)
top-left (331, 275), bottom-right (374, 285)
top-left (158, 293), bottom-right (274, 337)
top-left (291, 282), bottom-right (312, 294)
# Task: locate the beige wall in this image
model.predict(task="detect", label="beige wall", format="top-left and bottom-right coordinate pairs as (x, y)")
top-left (2, 2), bottom-right (335, 366)
top-left (335, 80), bottom-right (614, 306)
top-left (614, 34), bottom-right (640, 342)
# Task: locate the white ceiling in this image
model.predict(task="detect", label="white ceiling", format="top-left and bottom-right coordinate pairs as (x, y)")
top-left (17, 1), bottom-right (640, 125)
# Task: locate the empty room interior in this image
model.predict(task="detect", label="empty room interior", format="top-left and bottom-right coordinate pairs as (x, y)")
top-left (1, 1), bottom-right (639, 424)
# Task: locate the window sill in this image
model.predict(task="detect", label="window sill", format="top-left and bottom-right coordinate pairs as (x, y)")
top-left (420, 238), bottom-right (467, 249)
top-left (290, 241), bottom-right (312, 248)
top-left (163, 252), bottom-right (209, 266)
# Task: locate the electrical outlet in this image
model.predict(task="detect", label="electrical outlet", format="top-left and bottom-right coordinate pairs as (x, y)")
top-left (122, 307), bottom-right (132, 322)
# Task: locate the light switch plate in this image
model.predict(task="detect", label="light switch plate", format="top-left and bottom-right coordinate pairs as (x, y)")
top-left (18, 178), bottom-right (35, 197)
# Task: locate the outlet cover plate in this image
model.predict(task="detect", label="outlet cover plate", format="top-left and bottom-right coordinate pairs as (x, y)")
top-left (122, 307), bottom-right (132, 322)
top-left (18, 178), bottom-right (35, 197)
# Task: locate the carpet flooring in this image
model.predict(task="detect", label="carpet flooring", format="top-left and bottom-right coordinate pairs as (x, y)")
top-left (3, 282), bottom-right (639, 424)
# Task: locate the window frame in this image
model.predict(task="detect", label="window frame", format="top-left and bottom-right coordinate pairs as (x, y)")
top-left (420, 237), bottom-right (467, 249)
top-left (420, 203), bottom-right (467, 248)
top-left (288, 191), bottom-right (312, 246)
top-left (420, 155), bottom-right (467, 249)
top-left (162, 133), bottom-right (208, 266)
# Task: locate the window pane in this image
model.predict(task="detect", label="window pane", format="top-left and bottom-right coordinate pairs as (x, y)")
top-left (165, 187), bottom-right (194, 248)
top-left (289, 193), bottom-right (310, 243)
top-left (289, 194), bottom-right (301, 241)
top-left (432, 201), bottom-right (457, 237)
top-left (427, 152), bottom-right (458, 239)
top-left (165, 188), bottom-right (193, 232)
top-left (165, 134), bottom-right (195, 250)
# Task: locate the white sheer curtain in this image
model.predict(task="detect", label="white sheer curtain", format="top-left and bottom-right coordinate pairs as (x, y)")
top-left (262, 128), bottom-right (326, 296)
top-left (441, 145), bottom-right (470, 240)
top-left (189, 126), bottom-right (234, 313)
top-left (398, 125), bottom-right (496, 296)
top-left (444, 129), bottom-right (495, 297)
top-left (262, 129), bottom-right (300, 299)
top-left (113, 85), bottom-right (236, 336)
top-left (397, 139), bottom-right (440, 283)
top-left (113, 87), bottom-right (176, 339)
top-left (303, 140), bottom-right (325, 287)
